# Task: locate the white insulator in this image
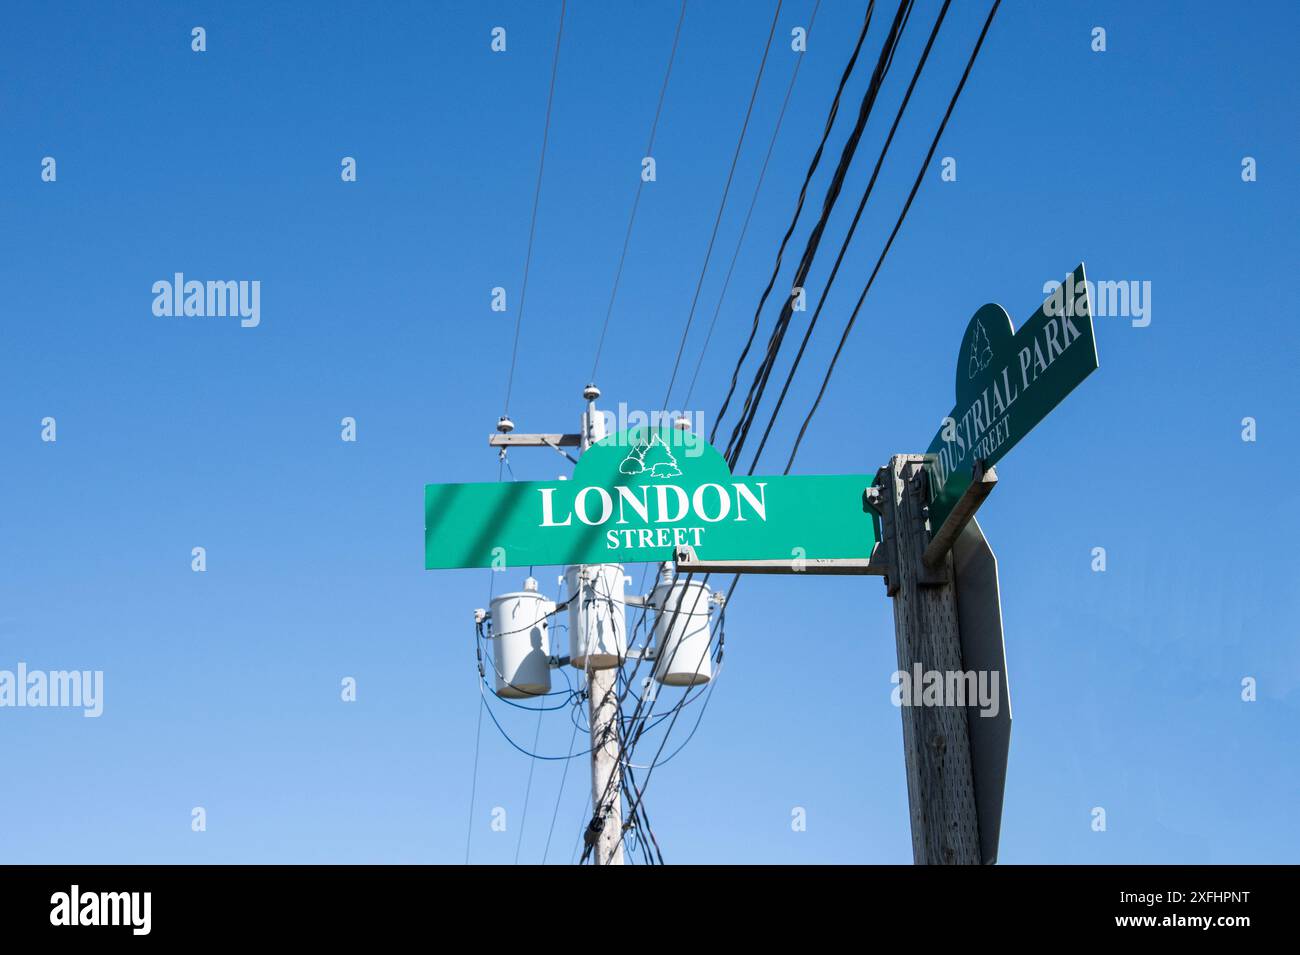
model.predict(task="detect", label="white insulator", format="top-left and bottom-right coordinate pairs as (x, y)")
top-left (649, 579), bottom-right (713, 687)
top-left (488, 588), bottom-right (555, 698)
top-left (565, 564), bottom-right (627, 670)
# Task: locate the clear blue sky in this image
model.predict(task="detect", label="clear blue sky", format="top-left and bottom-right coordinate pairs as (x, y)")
top-left (2, 0), bottom-right (1297, 864)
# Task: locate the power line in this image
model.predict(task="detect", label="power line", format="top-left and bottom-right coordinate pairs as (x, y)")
top-left (590, 0), bottom-right (689, 383)
top-left (722, 0), bottom-right (916, 472)
top-left (478, 681), bottom-right (592, 761)
top-left (603, 580), bottom-right (729, 861)
top-left (682, 0), bottom-right (823, 411)
top-left (638, 596), bottom-right (727, 770)
top-left (581, 3), bottom-right (892, 860)
top-left (661, 0), bottom-right (785, 411)
top-left (744, 0), bottom-right (952, 475)
top-left (588, 0), bottom-right (917, 861)
top-left (463, 695), bottom-right (485, 865)
top-left (579, 574), bottom-right (696, 862)
top-left (513, 703), bottom-right (546, 864)
top-left (503, 0), bottom-right (567, 417)
top-left (580, 573), bottom-right (717, 863)
top-left (577, 8), bottom-right (809, 838)
top-left (600, 1), bottom-right (943, 855)
top-left (786, 0), bottom-right (1002, 472)
top-left (493, 0), bottom-right (1002, 868)
top-left (541, 717), bottom-right (581, 864)
top-left (464, 455), bottom-right (508, 866)
top-left (709, 1), bottom-right (879, 447)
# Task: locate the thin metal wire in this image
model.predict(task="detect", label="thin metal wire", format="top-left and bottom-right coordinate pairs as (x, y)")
top-left (502, 0), bottom-right (567, 416)
top-left (590, 0), bottom-right (689, 382)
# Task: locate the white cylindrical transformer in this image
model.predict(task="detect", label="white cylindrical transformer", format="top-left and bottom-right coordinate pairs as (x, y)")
top-left (649, 578), bottom-right (713, 687)
top-left (565, 564), bottom-right (627, 670)
top-left (488, 582), bottom-right (555, 698)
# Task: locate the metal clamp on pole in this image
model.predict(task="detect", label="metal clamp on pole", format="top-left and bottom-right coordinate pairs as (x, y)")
top-left (922, 459), bottom-right (998, 571)
top-left (864, 469), bottom-right (897, 595)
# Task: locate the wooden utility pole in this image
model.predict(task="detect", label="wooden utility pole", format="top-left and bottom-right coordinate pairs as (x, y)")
top-left (486, 384), bottom-right (626, 865)
top-left (883, 454), bottom-right (981, 864)
top-left (585, 663), bottom-right (624, 865)
top-left (579, 387), bottom-right (624, 866)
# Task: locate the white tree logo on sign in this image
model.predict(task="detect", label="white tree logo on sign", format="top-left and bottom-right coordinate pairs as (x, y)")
top-left (618, 434), bottom-right (682, 479)
top-left (968, 320), bottom-right (993, 379)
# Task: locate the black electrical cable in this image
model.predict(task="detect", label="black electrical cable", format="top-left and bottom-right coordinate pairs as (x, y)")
top-left (614, 3), bottom-right (1005, 851)
top-left (744, 0), bottom-right (952, 475)
top-left (579, 572), bottom-right (701, 862)
top-left (586, 1), bottom-right (918, 861)
top-left (605, 584), bottom-right (728, 862)
top-left (786, 0), bottom-right (1002, 472)
top-left (479, 682), bottom-right (595, 761)
top-left (581, 574), bottom-right (714, 863)
top-left (722, 0), bottom-right (915, 472)
top-left (710, 0), bottom-right (878, 447)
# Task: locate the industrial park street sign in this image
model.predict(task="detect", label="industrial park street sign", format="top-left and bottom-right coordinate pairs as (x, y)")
top-left (924, 262), bottom-right (1099, 531)
top-left (425, 428), bottom-right (879, 570)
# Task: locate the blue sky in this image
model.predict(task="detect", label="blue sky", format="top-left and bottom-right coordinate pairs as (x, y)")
top-left (2, 0), bottom-right (1297, 864)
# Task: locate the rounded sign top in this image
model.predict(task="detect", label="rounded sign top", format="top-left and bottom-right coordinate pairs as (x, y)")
top-left (575, 427), bottom-right (733, 488)
top-left (955, 303), bottom-right (1016, 406)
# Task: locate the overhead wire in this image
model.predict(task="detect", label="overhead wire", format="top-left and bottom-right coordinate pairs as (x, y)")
top-left (513, 703), bottom-right (546, 863)
top-left (502, 0), bottom-right (568, 417)
top-left (710, 0), bottom-right (879, 447)
top-left (595, 0), bottom-right (1004, 861)
top-left (590, 0), bottom-right (689, 382)
top-left (464, 455), bottom-right (507, 865)
top-left (786, 0), bottom-right (1002, 471)
top-left (594, 6), bottom-right (913, 846)
top-left (541, 717), bottom-right (581, 864)
top-left (681, 0), bottom-right (823, 410)
top-left (721, 0), bottom-right (915, 472)
top-left (560, 0), bottom-right (1004, 865)
top-left (745, 0), bottom-right (952, 474)
top-left (660, 0), bottom-right (785, 412)
top-left (585, 1), bottom-right (847, 821)
top-left (581, 571), bottom-right (715, 862)
top-left (602, 580), bottom-right (722, 861)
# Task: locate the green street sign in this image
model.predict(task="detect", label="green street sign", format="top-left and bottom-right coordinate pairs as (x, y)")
top-left (925, 262), bottom-right (1099, 531)
top-left (425, 428), bottom-right (879, 570)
